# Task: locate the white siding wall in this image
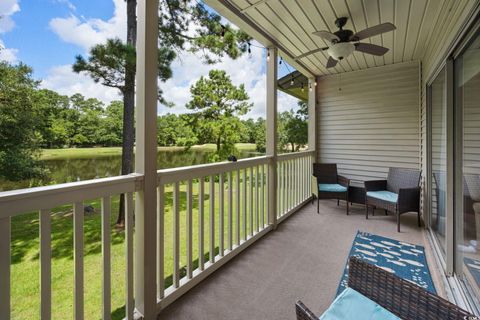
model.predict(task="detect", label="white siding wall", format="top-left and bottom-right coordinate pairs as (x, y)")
top-left (316, 61), bottom-right (420, 183)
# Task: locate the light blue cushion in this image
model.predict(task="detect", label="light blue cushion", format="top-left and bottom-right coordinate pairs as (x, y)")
top-left (319, 184), bottom-right (347, 192)
top-left (319, 287), bottom-right (400, 320)
top-left (367, 191), bottom-right (398, 203)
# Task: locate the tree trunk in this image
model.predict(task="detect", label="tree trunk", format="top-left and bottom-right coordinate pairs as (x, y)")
top-left (216, 136), bottom-right (221, 153)
top-left (117, 0), bottom-right (137, 226)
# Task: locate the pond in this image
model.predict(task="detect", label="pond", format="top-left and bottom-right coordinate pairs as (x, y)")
top-left (0, 148), bottom-right (261, 191)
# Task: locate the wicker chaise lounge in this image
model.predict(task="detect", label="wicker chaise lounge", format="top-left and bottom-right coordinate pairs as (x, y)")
top-left (295, 257), bottom-right (474, 320)
top-left (313, 163), bottom-right (350, 215)
top-left (365, 168), bottom-right (421, 232)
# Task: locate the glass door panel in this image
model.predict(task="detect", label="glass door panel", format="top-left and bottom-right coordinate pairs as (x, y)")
top-left (430, 67), bottom-right (447, 255)
top-left (456, 32), bottom-right (480, 303)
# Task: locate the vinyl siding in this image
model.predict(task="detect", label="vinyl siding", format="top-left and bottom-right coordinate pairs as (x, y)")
top-left (316, 61), bottom-right (420, 183)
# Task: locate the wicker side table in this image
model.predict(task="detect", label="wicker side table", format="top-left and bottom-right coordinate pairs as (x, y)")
top-left (348, 184), bottom-right (366, 205)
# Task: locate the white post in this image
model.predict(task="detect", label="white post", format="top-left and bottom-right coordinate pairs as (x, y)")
top-left (266, 47), bottom-right (278, 228)
top-left (135, 0), bottom-right (158, 318)
top-left (308, 77), bottom-right (317, 160)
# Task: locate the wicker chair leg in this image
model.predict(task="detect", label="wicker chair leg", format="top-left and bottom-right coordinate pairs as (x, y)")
top-left (417, 211), bottom-right (421, 227)
top-left (385, 209), bottom-right (388, 215)
top-left (397, 213), bottom-right (401, 232)
top-left (347, 200), bottom-right (349, 215)
top-left (337, 199), bottom-right (340, 206)
top-left (317, 197), bottom-right (319, 214)
top-left (365, 204), bottom-right (369, 219)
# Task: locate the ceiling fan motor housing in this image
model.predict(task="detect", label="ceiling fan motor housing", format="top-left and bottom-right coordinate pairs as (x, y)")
top-left (327, 42), bottom-right (355, 61)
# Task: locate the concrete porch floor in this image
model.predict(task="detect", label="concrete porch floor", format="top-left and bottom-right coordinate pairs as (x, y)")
top-left (158, 199), bottom-right (443, 320)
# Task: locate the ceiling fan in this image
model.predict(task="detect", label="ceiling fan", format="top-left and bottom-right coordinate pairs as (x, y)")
top-left (297, 17), bottom-right (396, 68)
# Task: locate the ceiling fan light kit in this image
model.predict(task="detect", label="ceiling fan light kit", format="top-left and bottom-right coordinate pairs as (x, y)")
top-left (308, 17), bottom-right (396, 68)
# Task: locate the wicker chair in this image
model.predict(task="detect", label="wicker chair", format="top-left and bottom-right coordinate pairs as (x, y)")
top-left (295, 257), bottom-right (474, 320)
top-left (313, 163), bottom-right (350, 215)
top-left (364, 168), bottom-right (421, 232)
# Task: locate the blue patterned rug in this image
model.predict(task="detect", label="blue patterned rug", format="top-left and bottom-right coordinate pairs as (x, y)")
top-left (464, 257), bottom-right (480, 288)
top-left (337, 231), bottom-right (436, 296)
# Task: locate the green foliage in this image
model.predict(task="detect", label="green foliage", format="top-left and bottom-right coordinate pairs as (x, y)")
top-left (186, 69), bottom-right (252, 160)
top-left (278, 101), bottom-right (308, 152)
top-left (0, 62), bottom-right (44, 180)
top-left (157, 113), bottom-right (197, 148)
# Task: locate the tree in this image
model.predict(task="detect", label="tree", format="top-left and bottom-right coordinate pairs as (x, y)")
top-left (0, 62), bottom-right (43, 180)
top-left (157, 113), bottom-right (197, 147)
top-left (187, 69), bottom-right (252, 160)
top-left (73, 0), bottom-right (250, 226)
top-left (278, 101), bottom-right (308, 152)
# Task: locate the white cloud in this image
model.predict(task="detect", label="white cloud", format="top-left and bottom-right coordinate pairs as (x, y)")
top-left (54, 0), bottom-right (76, 11)
top-left (0, 0), bottom-right (20, 62)
top-left (0, 0), bottom-right (20, 33)
top-left (49, 0), bottom-right (126, 52)
top-left (42, 64), bottom-right (121, 103)
top-left (0, 39), bottom-right (18, 62)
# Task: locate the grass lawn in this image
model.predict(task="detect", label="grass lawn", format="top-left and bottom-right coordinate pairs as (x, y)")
top-left (40, 144), bottom-right (257, 161)
top-left (11, 172), bottom-right (267, 319)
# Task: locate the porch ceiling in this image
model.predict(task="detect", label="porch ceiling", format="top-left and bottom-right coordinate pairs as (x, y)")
top-left (210, 0), bottom-right (445, 76)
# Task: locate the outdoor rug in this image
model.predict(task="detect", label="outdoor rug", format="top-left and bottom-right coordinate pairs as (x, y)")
top-left (336, 230), bottom-right (436, 296)
top-left (464, 257), bottom-right (480, 288)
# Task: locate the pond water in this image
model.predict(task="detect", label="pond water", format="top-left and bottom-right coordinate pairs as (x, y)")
top-left (0, 148), bottom-right (261, 191)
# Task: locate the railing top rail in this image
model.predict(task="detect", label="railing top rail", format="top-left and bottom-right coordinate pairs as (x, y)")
top-left (157, 155), bottom-right (272, 185)
top-left (0, 174), bottom-right (143, 218)
top-left (277, 150), bottom-right (315, 161)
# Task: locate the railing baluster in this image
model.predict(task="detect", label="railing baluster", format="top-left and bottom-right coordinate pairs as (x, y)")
top-left (219, 174), bottom-right (224, 257)
top-left (255, 166), bottom-right (259, 233)
top-left (101, 197), bottom-right (111, 320)
top-left (39, 209), bottom-right (51, 320)
top-left (276, 162), bottom-right (280, 217)
top-left (125, 192), bottom-right (134, 320)
top-left (173, 182), bottom-right (180, 288)
top-left (243, 169), bottom-right (247, 241)
top-left (236, 169), bottom-right (240, 246)
top-left (283, 161), bottom-right (287, 215)
top-left (199, 177), bottom-right (205, 271)
top-left (186, 180), bottom-right (193, 279)
top-left (157, 184), bottom-right (165, 298)
top-left (209, 176), bottom-right (215, 264)
top-left (296, 158), bottom-right (300, 205)
top-left (0, 217), bottom-right (10, 320)
top-left (261, 164), bottom-right (265, 228)
top-left (249, 166), bottom-right (253, 237)
top-left (228, 171), bottom-right (233, 251)
top-left (73, 202), bottom-right (84, 320)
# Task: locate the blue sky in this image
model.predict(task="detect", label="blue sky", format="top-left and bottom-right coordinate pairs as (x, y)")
top-left (0, 0), bottom-right (298, 118)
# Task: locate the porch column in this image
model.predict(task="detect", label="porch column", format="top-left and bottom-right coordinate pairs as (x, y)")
top-left (266, 47), bottom-right (278, 228)
top-left (135, 0), bottom-right (158, 318)
top-left (308, 77), bottom-right (317, 159)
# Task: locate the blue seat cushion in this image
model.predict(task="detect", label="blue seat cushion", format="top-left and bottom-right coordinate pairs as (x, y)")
top-left (319, 183), bottom-right (347, 193)
top-left (367, 191), bottom-right (398, 203)
top-left (319, 287), bottom-right (400, 320)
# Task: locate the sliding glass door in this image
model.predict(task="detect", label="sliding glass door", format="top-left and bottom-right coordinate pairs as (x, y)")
top-left (429, 67), bottom-right (447, 256)
top-left (455, 30), bottom-right (480, 305)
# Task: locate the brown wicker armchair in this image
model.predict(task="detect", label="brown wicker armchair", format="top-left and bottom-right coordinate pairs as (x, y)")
top-left (313, 163), bottom-right (350, 215)
top-left (295, 257), bottom-right (474, 320)
top-left (365, 168), bottom-right (421, 232)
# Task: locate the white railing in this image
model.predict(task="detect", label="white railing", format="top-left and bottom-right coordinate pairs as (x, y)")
top-left (0, 174), bottom-right (142, 320)
top-left (0, 152), bottom-right (315, 319)
top-left (277, 151), bottom-right (314, 221)
top-left (155, 156), bottom-right (272, 310)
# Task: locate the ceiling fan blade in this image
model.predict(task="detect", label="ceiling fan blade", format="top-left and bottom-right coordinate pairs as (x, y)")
top-left (351, 22), bottom-right (396, 41)
top-left (326, 56), bottom-right (338, 68)
top-left (295, 47), bottom-right (329, 60)
top-left (355, 43), bottom-right (389, 56)
top-left (313, 30), bottom-right (340, 43)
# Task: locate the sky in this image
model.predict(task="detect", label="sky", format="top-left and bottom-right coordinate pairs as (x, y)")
top-left (0, 0), bottom-right (299, 119)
